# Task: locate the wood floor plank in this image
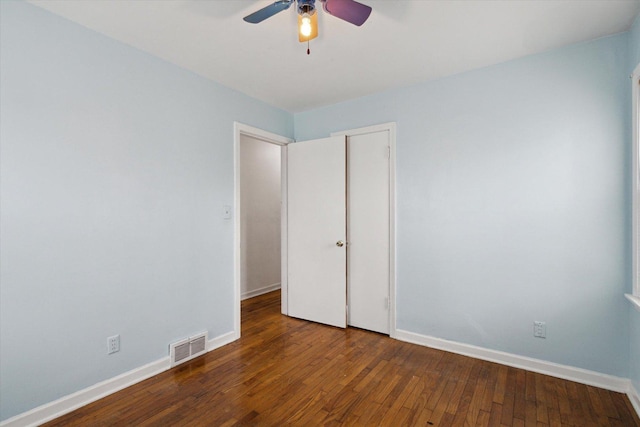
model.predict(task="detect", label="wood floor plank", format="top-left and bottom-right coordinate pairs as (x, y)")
top-left (597, 386), bottom-right (622, 420)
top-left (488, 401), bottom-right (504, 426)
top-left (475, 409), bottom-right (491, 427)
top-left (42, 291), bottom-right (640, 427)
top-left (480, 363), bottom-right (500, 413)
top-left (450, 362), bottom-right (480, 425)
top-left (535, 373), bottom-right (550, 425)
top-left (513, 368), bottom-right (527, 421)
top-left (444, 356), bottom-right (474, 416)
top-left (500, 367), bottom-right (517, 425)
top-left (378, 374), bottom-right (420, 425)
top-left (464, 362), bottom-right (489, 426)
top-left (493, 365), bottom-right (509, 405)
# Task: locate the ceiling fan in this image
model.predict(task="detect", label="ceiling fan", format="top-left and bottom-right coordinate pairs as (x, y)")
top-left (243, 0), bottom-right (372, 54)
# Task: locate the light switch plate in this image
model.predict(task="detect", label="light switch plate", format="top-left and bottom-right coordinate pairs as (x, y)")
top-left (223, 205), bottom-right (232, 220)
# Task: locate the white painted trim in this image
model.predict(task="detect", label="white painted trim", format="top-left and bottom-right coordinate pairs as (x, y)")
top-left (281, 145), bottom-right (289, 316)
top-left (0, 331), bottom-right (237, 427)
top-left (233, 122), bottom-right (292, 336)
top-left (332, 122), bottom-right (398, 137)
top-left (0, 359), bottom-right (169, 427)
top-left (626, 293), bottom-right (640, 312)
top-left (331, 123), bottom-right (397, 338)
top-left (629, 382), bottom-right (640, 419)
top-left (234, 123), bottom-right (291, 146)
top-left (632, 63), bottom-right (640, 299)
top-left (395, 329), bottom-right (630, 393)
top-left (206, 330), bottom-right (237, 352)
top-left (241, 282), bottom-right (282, 301)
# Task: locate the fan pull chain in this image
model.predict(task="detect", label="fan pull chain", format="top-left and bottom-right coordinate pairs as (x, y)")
top-left (307, 40), bottom-right (310, 55)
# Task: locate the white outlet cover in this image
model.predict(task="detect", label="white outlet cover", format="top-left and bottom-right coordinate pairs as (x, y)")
top-left (107, 335), bottom-right (120, 354)
top-left (533, 321), bottom-right (546, 338)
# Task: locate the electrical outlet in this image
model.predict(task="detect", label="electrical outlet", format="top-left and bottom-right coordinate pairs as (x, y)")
top-left (107, 335), bottom-right (120, 354)
top-left (533, 321), bottom-right (546, 338)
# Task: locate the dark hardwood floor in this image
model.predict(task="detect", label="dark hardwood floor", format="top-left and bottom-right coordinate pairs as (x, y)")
top-left (44, 291), bottom-right (640, 426)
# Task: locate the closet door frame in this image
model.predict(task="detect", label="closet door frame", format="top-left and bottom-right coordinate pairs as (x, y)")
top-left (331, 122), bottom-right (397, 338)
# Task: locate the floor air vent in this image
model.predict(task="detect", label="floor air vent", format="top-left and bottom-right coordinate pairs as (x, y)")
top-left (169, 332), bottom-right (208, 367)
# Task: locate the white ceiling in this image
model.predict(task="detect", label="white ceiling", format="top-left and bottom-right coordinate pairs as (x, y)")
top-left (28, 0), bottom-right (640, 113)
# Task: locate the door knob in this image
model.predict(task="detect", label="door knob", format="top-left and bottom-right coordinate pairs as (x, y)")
top-left (336, 240), bottom-right (345, 247)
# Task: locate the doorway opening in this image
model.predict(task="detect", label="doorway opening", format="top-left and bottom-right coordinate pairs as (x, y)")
top-left (233, 123), bottom-right (291, 338)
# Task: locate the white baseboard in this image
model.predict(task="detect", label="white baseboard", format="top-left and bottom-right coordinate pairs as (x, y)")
top-left (629, 382), bottom-right (640, 419)
top-left (0, 331), bottom-right (238, 427)
top-left (241, 282), bottom-right (281, 301)
top-left (0, 359), bottom-right (170, 427)
top-left (207, 330), bottom-right (238, 351)
top-left (395, 329), bottom-right (630, 393)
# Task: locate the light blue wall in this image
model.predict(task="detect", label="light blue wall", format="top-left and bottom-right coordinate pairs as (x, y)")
top-left (628, 15), bottom-right (640, 397)
top-left (297, 35), bottom-right (631, 377)
top-left (630, 16), bottom-right (640, 71)
top-left (0, 1), bottom-right (292, 421)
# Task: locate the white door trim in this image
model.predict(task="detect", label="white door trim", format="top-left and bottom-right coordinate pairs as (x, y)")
top-left (331, 122), bottom-right (397, 338)
top-left (233, 122), bottom-right (292, 338)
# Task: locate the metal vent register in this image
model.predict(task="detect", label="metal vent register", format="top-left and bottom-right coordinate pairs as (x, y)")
top-left (169, 332), bottom-right (208, 367)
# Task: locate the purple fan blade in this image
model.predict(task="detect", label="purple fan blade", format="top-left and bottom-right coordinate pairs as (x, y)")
top-left (322, 0), bottom-right (372, 26)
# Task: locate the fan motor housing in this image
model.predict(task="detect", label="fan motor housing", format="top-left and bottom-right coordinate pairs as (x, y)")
top-left (298, 0), bottom-right (316, 16)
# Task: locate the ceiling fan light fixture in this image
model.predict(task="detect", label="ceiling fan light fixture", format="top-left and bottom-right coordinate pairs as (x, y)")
top-left (298, 10), bottom-right (318, 42)
top-left (243, 0), bottom-right (372, 53)
top-left (300, 12), bottom-right (312, 37)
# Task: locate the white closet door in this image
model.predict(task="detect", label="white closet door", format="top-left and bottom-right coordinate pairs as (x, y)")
top-left (347, 131), bottom-right (390, 334)
top-left (287, 136), bottom-right (347, 328)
